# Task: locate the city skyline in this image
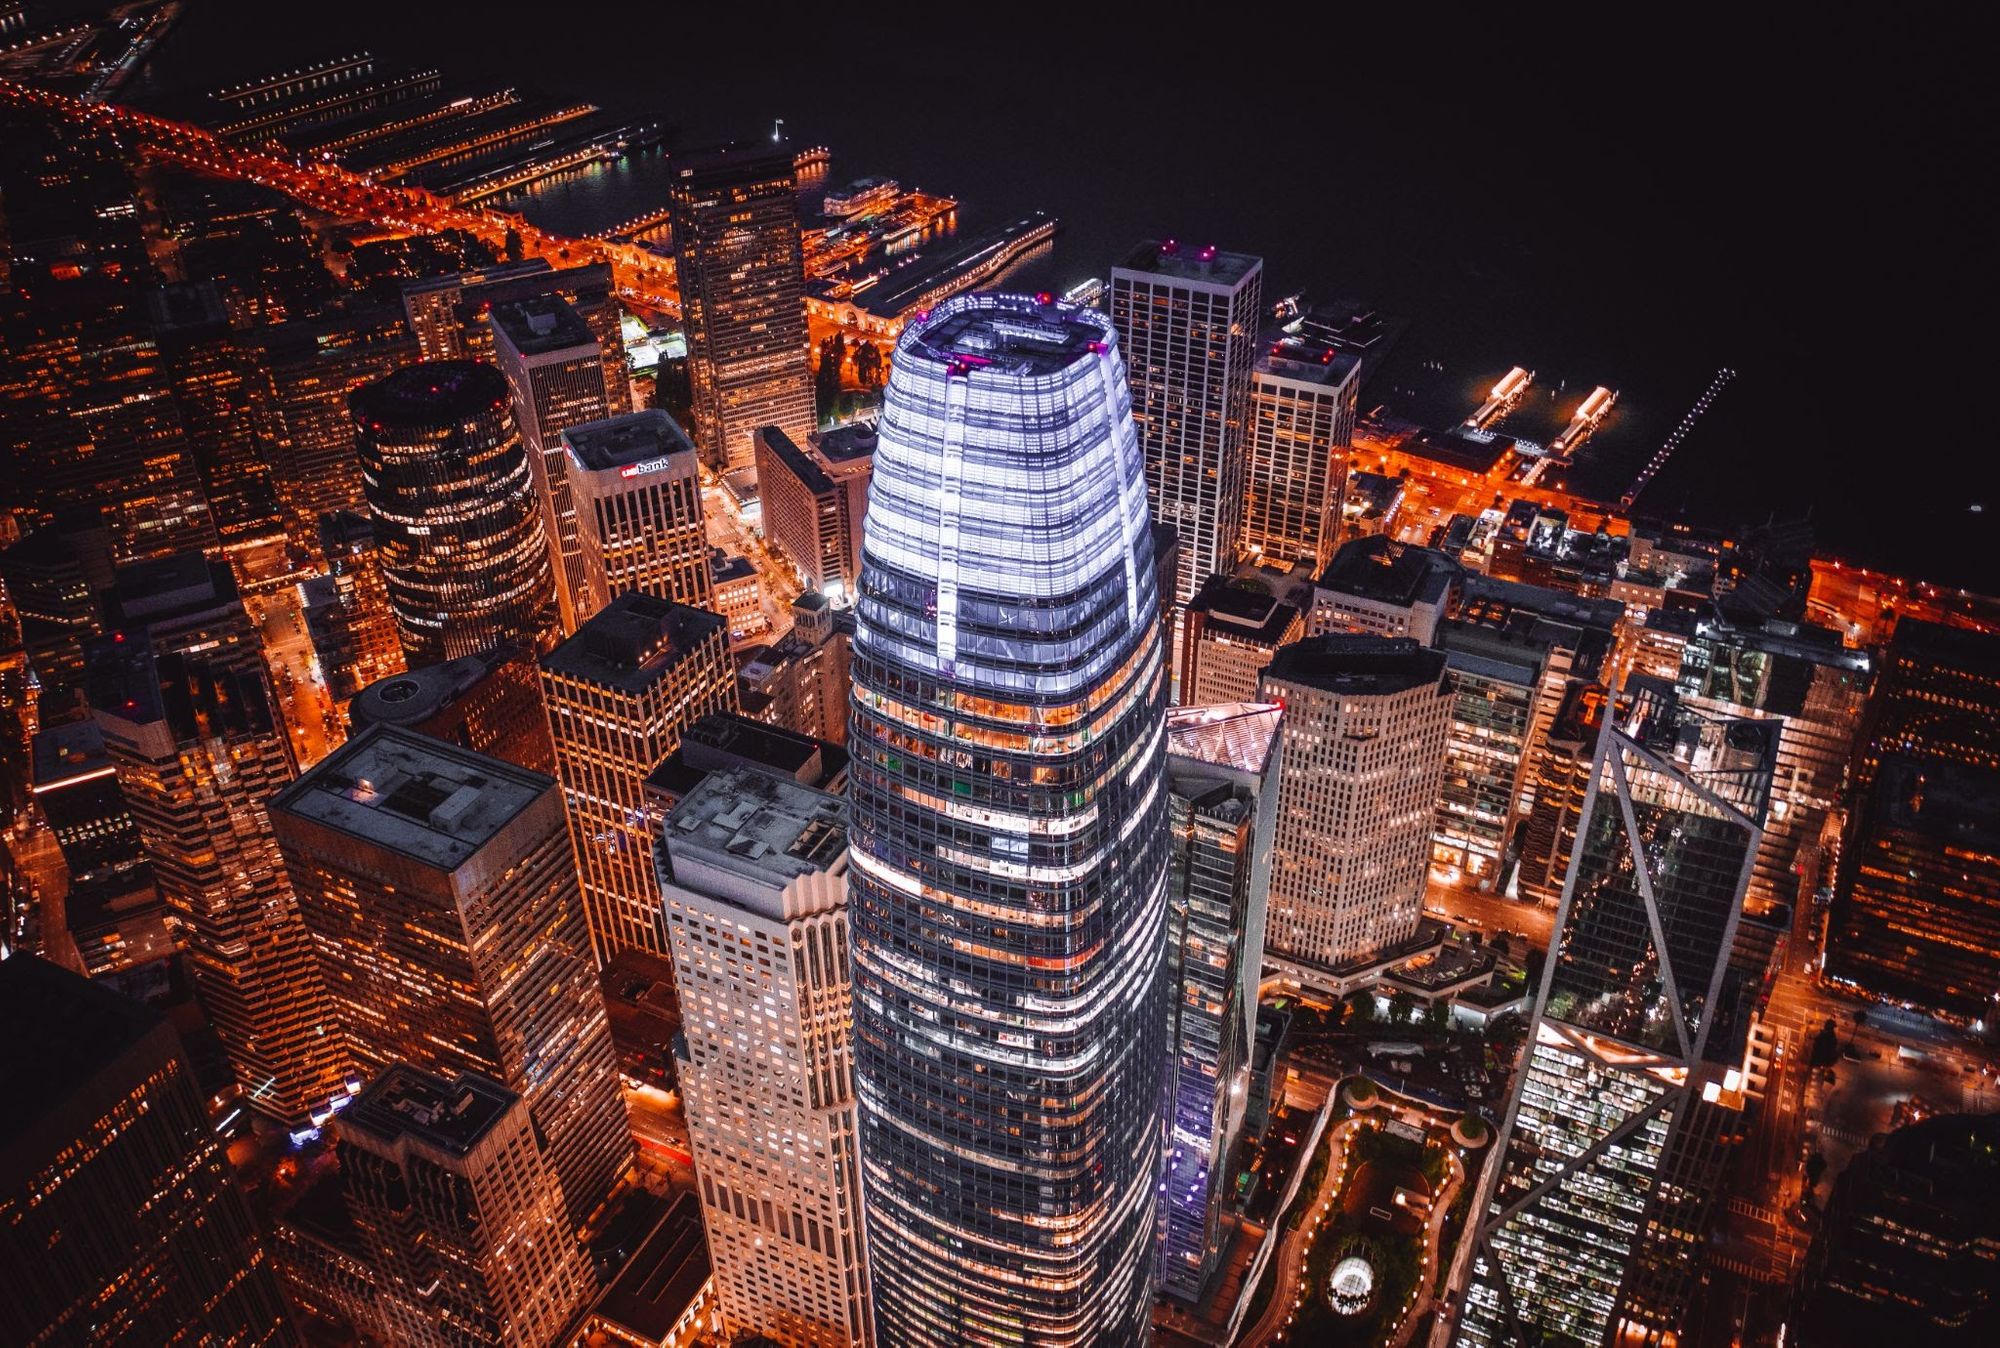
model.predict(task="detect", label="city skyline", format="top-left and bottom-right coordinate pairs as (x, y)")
top-left (1, 11), bottom-right (1997, 1348)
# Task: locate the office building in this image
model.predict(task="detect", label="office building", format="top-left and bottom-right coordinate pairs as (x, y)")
top-left (711, 552), bottom-right (767, 640)
top-left (737, 592), bottom-right (853, 746)
top-left (1656, 608), bottom-right (1873, 912)
top-left (1110, 240), bottom-right (1263, 607)
top-left (0, 519), bottom-right (109, 701)
top-left (1825, 758), bottom-right (2000, 1019)
top-left (848, 295), bottom-right (1169, 1346)
top-left (670, 145), bottom-right (815, 473)
top-left (1242, 333), bottom-right (1359, 573)
top-left (2, 295), bottom-right (216, 564)
top-left (1257, 636), bottom-right (1451, 977)
top-left (1452, 680), bottom-right (1777, 1347)
top-left (348, 644), bottom-right (557, 774)
top-left (1432, 622), bottom-right (1552, 892)
top-left (105, 550), bottom-right (264, 675)
top-left (402, 260), bottom-right (630, 413)
top-left (660, 767), bottom-right (872, 1347)
top-left (87, 639), bottom-right (348, 1125)
top-left (304, 510), bottom-right (406, 702)
top-left (491, 295), bottom-right (611, 631)
top-left (253, 305), bottom-right (418, 547)
top-left (1452, 574), bottom-right (1624, 816)
top-left (1513, 680), bottom-right (1608, 907)
top-left (1179, 575), bottom-right (1305, 707)
top-left (404, 259), bottom-right (558, 358)
top-left (563, 409), bottom-right (711, 616)
top-left (643, 711), bottom-right (849, 818)
top-left (540, 594), bottom-right (737, 962)
top-left (0, 956), bottom-right (293, 1348)
top-left (598, 947), bottom-right (684, 1093)
top-left (1855, 618), bottom-right (2000, 786)
top-left (338, 1066), bottom-right (596, 1348)
top-left (1795, 1112), bottom-right (2000, 1341)
top-left (1160, 703), bottom-right (1284, 1301)
top-left (352, 360), bottom-right (559, 665)
top-left (1311, 535), bottom-right (1461, 642)
top-left (31, 719), bottom-right (143, 885)
top-left (147, 280), bottom-right (282, 549)
top-left (754, 422), bottom-right (875, 602)
top-left (270, 727), bottom-right (631, 1227)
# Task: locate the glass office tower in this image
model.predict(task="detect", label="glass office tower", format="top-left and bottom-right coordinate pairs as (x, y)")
top-left (1450, 677), bottom-right (1777, 1346)
top-left (847, 294), bottom-right (1170, 1347)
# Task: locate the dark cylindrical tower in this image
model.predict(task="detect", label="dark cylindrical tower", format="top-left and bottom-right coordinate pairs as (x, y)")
top-left (352, 361), bottom-right (557, 666)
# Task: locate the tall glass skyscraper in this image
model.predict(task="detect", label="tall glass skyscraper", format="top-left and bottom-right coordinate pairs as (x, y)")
top-left (1449, 677), bottom-right (1777, 1347)
top-left (847, 294), bottom-right (1170, 1347)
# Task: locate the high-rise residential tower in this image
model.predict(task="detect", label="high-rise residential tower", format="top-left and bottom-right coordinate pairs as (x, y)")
top-left (490, 295), bottom-right (612, 631)
top-left (660, 766), bottom-right (872, 1347)
top-left (539, 593), bottom-right (737, 962)
top-left (0, 956), bottom-right (294, 1348)
top-left (1449, 679), bottom-right (1777, 1347)
top-left (352, 361), bottom-right (559, 666)
top-left (847, 294), bottom-right (1169, 1347)
top-left (1242, 334), bottom-right (1359, 574)
top-left (270, 726), bottom-right (632, 1229)
top-left (562, 409), bottom-right (712, 616)
top-left (1109, 240), bottom-right (1263, 608)
top-left (1160, 702), bottom-right (1284, 1302)
top-left (670, 144), bottom-right (815, 473)
top-left (86, 638), bottom-right (348, 1125)
top-left (1257, 635), bottom-right (1452, 980)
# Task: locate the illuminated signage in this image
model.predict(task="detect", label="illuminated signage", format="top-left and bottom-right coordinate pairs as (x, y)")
top-left (619, 457), bottom-right (674, 478)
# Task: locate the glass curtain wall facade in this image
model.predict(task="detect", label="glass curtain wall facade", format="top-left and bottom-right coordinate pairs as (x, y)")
top-left (1451, 678), bottom-right (1777, 1347)
top-left (847, 294), bottom-right (1170, 1348)
top-left (1160, 703), bottom-right (1283, 1301)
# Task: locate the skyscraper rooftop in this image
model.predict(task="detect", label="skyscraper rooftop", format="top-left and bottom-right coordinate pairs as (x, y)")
top-left (540, 593), bottom-right (726, 693)
top-left (905, 293), bottom-right (1108, 376)
top-left (340, 1064), bottom-right (519, 1159)
top-left (0, 955), bottom-right (161, 1144)
top-left (1117, 238), bottom-right (1261, 286)
top-left (489, 294), bottom-right (595, 357)
top-left (270, 725), bottom-right (549, 870)
top-left (663, 765), bottom-right (846, 896)
top-left (1264, 634), bottom-right (1447, 697)
top-left (1166, 701), bottom-right (1284, 775)
top-left (563, 408), bottom-right (698, 473)
top-left (349, 359), bottom-right (508, 428)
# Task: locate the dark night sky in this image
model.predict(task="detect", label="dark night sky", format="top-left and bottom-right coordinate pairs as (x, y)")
top-left (136, 5), bottom-right (1997, 587)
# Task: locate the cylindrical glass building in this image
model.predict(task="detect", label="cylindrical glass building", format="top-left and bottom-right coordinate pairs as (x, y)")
top-left (352, 361), bottom-right (558, 666)
top-left (848, 294), bottom-right (1170, 1346)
